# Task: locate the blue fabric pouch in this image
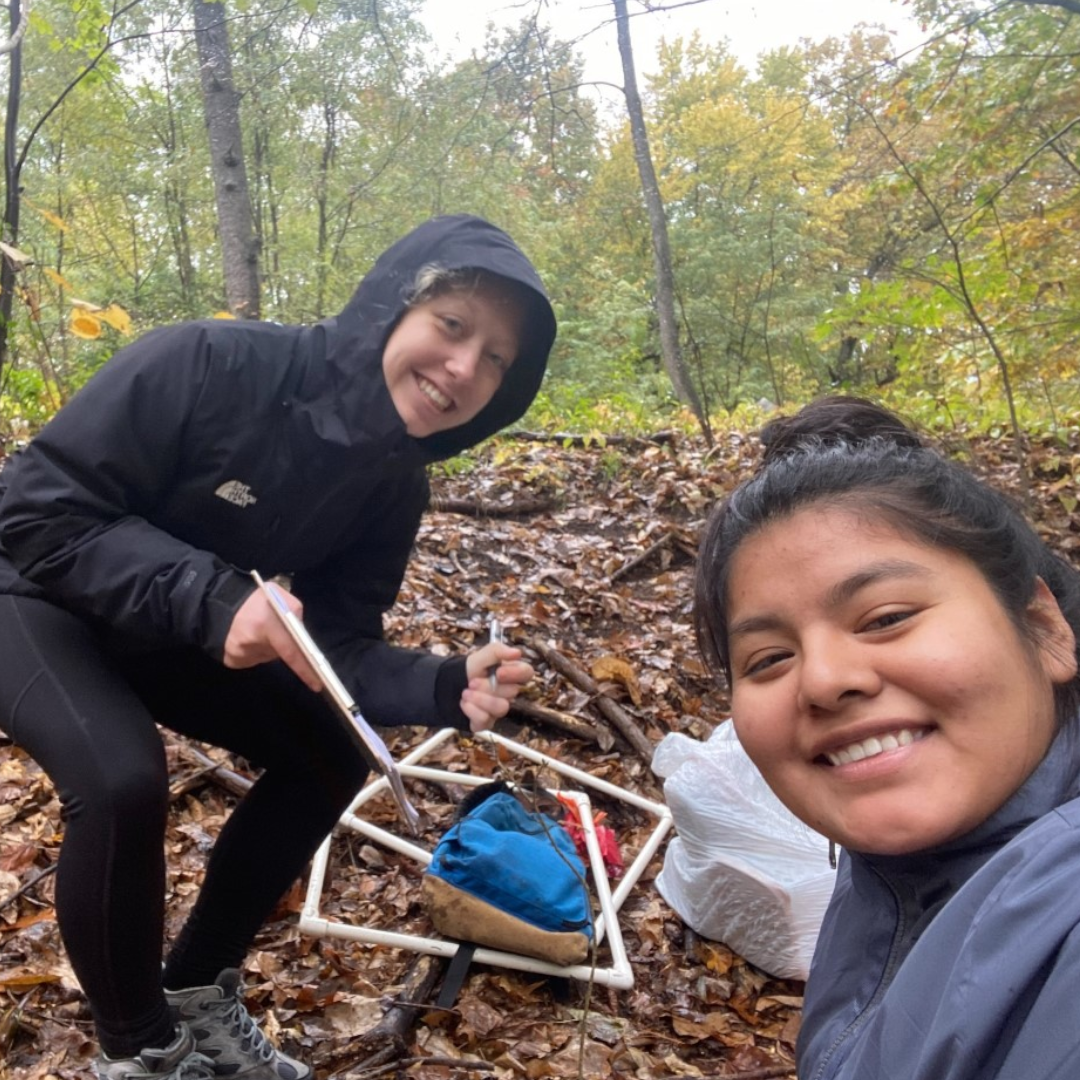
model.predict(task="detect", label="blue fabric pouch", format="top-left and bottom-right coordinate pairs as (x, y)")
top-left (422, 786), bottom-right (593, 965)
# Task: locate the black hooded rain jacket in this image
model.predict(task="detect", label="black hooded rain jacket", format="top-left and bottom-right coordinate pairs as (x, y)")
top-left (0, 215), bottom-right (556, 729)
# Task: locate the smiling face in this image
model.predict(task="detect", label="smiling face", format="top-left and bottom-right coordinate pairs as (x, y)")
top-left (382, 278), bottom-right (525, 438)
top-left (725, 505), bottom-right (1076, 855)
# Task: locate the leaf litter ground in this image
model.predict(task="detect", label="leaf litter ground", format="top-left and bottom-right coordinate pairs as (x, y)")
top-left (2, 426), bottom-right (1077, 1080)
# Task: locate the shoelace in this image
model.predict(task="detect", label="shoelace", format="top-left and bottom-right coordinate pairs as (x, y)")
top-left (175, 1053), bottom-right (216, 1080)
top-left (209, 994), bottom-right (277, 1065)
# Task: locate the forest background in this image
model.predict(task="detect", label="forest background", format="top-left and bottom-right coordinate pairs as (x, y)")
top-left (1, 0), bottom-right (1078, 451)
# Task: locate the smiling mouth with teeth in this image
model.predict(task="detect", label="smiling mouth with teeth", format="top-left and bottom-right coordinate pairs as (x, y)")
top-left (418, 376), bottom-right (451, 411)
top-left (823, 727), bottom-right (930, 767)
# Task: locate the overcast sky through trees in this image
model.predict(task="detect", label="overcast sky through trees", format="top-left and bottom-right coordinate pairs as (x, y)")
top-left (421, 0), bottom-right (926, 90)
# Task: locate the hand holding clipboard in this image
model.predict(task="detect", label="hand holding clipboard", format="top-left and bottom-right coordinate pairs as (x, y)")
top-left (251, 571), bottom-right (421, 836)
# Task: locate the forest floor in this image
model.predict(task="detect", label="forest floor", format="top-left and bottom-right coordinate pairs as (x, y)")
top-left (1, 419), bottom-right (1078, 1080)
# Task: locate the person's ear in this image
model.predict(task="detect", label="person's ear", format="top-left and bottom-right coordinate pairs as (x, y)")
top-left (1028, 577), bottom-right (1078, 685)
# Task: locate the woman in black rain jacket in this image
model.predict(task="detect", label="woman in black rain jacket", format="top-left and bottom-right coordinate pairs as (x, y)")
top-left (0, 214), bottom-right (556, 1080)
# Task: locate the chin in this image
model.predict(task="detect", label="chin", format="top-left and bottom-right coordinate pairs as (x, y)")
top-left (405, 413), bottom-right (441, 437)
top-left (843, 824), bottom-right (955, 857)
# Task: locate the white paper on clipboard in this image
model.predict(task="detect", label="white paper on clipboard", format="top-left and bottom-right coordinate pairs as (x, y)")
top-left (251, 571), bottom-right (422, 836)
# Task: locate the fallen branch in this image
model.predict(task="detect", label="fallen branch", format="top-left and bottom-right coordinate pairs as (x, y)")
top-left (352, 953), bottom-right (445, 1065)
top-left (509, 698), bottom-right (614, 750)
top-left (528, 639), bottom-right (654, 764)
top-left (611, 527), bottom-right (698, 585)
top-left (611, 529), bottom-right (675, 584)
top-left (0, 864), bottom-right (57, 915)
top-left (429, 495), bottom-right (556, 518)
top-left (174, 743), bottom-right (254, 799)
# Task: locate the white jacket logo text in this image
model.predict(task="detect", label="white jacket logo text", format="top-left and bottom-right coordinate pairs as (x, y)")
top-left (215, 480), bottom-right (258, 508)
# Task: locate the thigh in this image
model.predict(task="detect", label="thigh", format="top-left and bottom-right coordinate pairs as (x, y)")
top-left (113, 646), bottom-right (358, 774)
top-left (0, 594), bottom-right (359, 785)
top-left (0, 595), bottom-right (167, 797)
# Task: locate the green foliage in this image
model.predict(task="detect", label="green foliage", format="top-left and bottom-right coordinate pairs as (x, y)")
top-left (4, 0), bottom-right (1079, 443)
top-left (0, 367), bottom-right (60, 442)
top-left (814, 4), bottom-right (1080, 434)
top-left (428, 453), bottom-right (480, 480)
top-left (525, 375), bottom-right (693, 437)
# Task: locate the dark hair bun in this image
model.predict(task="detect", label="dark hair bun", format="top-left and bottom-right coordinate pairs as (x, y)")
top-left (760, 395), bottom-right (923, 464)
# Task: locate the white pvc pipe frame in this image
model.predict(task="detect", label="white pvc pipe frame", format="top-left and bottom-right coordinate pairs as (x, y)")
top-left (300, 728), bottom-right (673, 990)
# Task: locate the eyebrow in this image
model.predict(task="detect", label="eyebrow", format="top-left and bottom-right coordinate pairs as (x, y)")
top-left (728, 558), bottom-right (933, 641)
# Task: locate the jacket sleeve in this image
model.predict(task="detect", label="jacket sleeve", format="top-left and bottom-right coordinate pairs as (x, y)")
top-left (0, 327), bottom-right (252, 656)
top-left (292, 475), bottom-right (471, 731)
top-left (990, 921), bottom-right (1080, 1079)
top-left (802, 807), bottom-right (1080, 1080)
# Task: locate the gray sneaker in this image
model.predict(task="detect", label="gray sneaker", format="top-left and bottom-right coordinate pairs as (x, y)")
top-left (165, 969), bottom-right (311, 1080)
top-left (94, 1023), bottom-right (216, 1080)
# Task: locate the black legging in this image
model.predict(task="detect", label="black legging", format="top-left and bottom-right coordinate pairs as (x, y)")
top-left (0, 595), bottom-right (370, 1058)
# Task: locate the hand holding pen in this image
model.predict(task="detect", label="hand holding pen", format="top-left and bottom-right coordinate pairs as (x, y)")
top-left (460, 616), bottom-right (534, 734)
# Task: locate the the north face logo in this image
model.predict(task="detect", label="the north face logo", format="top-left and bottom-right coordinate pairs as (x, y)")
top-left (215, 480), bottom-right (258, 507)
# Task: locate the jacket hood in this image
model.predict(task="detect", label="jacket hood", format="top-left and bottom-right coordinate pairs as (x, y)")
top-left (326, 214), bottom-right (557, 461)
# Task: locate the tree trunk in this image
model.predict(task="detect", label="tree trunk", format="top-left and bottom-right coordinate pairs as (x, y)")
top-left (315, 100), bottom-right (337, 317)
top-left (612, 0), bottom-right (711, 443)
top-left (0, 0), bottom-right (25, 385)
top-left (192, 0), bottom-right (260, 318)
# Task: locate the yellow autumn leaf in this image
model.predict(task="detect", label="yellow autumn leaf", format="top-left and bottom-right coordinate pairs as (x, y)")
top-left (98, 303), bottom-right (132, 334)
top-left (43, 267), bottom-right (75, 290)
top-left (70, 312), bottom-right (103, 340)
top-left (700, 940), bottom-right (738, 976)
top-left (590, 655), bottom-right (642, 706)
top-left (23, 198), bottom-right (69, 233)
top-left (38, 208), bottom-right (68, 232)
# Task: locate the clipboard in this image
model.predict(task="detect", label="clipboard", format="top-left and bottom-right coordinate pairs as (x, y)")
top-left (251, 570), bottom-right (422, 836)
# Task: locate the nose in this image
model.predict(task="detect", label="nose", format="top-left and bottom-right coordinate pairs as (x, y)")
top-left (796, 631), bottom-right (881, 713)
top-left (445, 340), bottom-right (483, 381)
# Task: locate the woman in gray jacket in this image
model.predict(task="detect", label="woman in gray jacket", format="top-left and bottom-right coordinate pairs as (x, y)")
top-left (0, 215), bottom-right (556, 1080)
top-left (694, 396), bottom-right (1080, 1080)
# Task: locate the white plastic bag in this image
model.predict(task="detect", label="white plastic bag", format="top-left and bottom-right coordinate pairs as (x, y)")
top-left (653, 725), bottom-right (835, 979)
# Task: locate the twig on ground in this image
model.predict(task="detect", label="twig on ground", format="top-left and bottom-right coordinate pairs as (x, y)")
top-left (0, 864), bottom-right (57, 915)
top-left (344, 952), bottom-right (445, 1073)
top-left (509, 698), bottom-right (614, 750)
top-left (611, 529), bottom-right (676, 584)
top-left (528, 639), bottom-right (655, 764)
top-left (174, 743), bottom-right (255, 798)
top-left (429, 495), bottom-right (556, 518)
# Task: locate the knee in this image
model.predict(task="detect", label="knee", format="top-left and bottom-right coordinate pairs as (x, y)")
top-left (313, 744), bottom-right (371, 811)
top-left (280, 740), bottom-right (371, 819)
top-left (59, 754), bottom-right (169, 833)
